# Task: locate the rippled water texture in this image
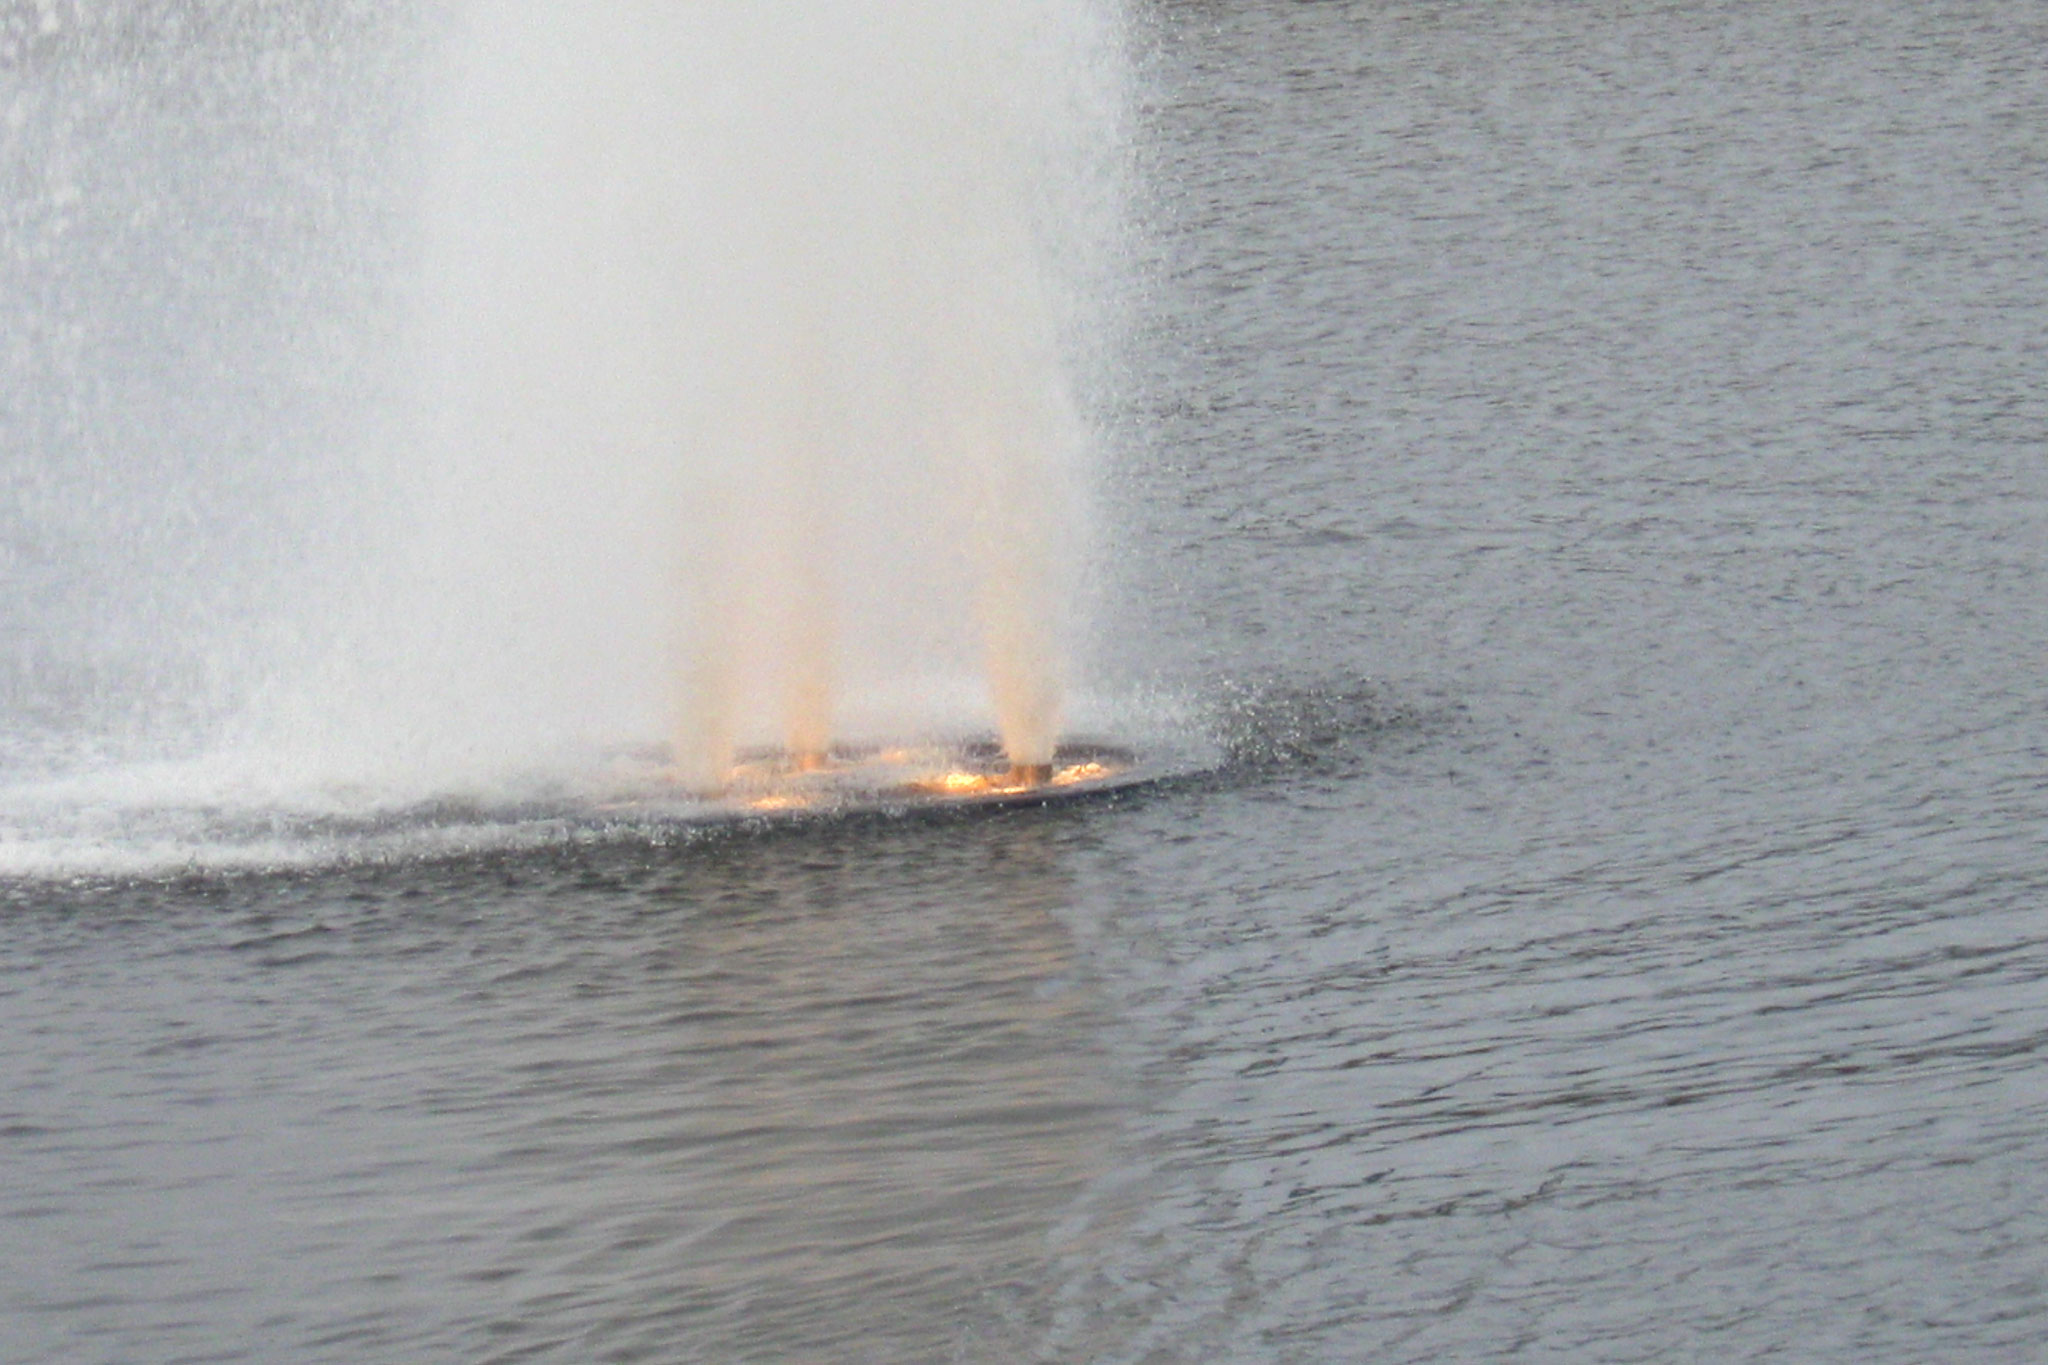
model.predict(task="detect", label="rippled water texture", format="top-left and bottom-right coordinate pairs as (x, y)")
top-left (7, 0), bottom-right (2048, 1361)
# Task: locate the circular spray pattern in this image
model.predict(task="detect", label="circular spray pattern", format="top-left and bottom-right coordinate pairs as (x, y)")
top-left (605, 737), bottom-right (1147, 821)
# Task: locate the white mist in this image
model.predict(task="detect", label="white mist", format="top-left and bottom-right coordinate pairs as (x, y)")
top-left (286, 0), bottom-right (1127, 793)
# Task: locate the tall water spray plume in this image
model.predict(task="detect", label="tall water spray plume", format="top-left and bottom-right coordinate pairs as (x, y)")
top-left (377, 0), bottom-right (1125, 790)
top-left (0, 0), bottom-right (1125, 868)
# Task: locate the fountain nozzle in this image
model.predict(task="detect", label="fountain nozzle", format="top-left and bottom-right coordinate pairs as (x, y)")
top-left (1005, 762), bottom-right (1054, 788)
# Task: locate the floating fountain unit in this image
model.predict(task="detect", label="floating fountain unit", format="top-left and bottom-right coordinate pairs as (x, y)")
top-left (674, 736), bottom-right (1145, 821)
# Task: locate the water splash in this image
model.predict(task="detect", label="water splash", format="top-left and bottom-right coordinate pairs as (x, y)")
top-left (344, 0), bottom-right (1122, 790)
top-left (0, 1), bottom-right (1127, 871)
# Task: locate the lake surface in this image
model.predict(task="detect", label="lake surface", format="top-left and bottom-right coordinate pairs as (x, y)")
top-left (6, 1), bottom-right (2048, 1360)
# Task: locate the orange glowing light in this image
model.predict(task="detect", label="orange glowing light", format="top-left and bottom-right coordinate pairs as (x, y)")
top-left (911, 770), bottom-right (1001, 796)
top-left (673, 742), bottom-right (1130, 811)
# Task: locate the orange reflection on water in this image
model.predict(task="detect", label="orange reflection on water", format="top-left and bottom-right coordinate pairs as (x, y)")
top-left (701, 748), bottom-right (1125, 811)
top-left (907, 760), bottom-right (1118, 798)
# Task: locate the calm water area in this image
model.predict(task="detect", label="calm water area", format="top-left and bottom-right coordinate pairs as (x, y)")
top-left (6, 1), bottom-right (2048, 1360)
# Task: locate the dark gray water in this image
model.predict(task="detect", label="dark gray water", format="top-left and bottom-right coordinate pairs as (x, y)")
top-left (7, 1), bottom-right (2048, 1360)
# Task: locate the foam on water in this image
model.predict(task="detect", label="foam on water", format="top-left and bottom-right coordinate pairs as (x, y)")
top-left (0, 684), bottom-right (1210, 880)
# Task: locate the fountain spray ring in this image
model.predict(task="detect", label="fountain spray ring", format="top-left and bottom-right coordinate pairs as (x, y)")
top-left (601, 738), bottom-right (1150, 822)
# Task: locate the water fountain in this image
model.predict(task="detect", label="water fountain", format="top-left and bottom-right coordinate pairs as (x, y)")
top-left (406, 0), bottom-right (1137, 815)
top-left (0, 0), bottom-right (1141, 868)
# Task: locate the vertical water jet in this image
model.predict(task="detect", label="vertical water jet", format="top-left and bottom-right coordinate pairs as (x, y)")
top-left (390, 0), bottom-right (1122, 798)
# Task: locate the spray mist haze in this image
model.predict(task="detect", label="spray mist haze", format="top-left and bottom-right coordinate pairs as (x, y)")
top-left (0, 0), bottom-right (1129, 870)
top-left (338, 0), bottom-right (1126, 791)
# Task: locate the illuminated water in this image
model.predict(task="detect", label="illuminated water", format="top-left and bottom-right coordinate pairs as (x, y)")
top-left (6, 1), bottom-right (2048, 1361)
